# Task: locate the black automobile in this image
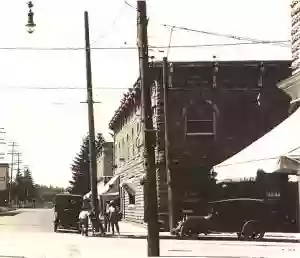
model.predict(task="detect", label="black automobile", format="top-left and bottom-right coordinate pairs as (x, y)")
top-left (173, 198), bottom-right (270, 240)
top-left (53, 193), bottom-right (83, 233)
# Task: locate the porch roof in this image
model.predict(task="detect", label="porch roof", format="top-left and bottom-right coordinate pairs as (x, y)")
top-left (213, 107), bottom-right (300, 181)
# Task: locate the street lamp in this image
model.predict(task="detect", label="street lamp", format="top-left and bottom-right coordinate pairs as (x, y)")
top-left (26, 1), bottom-right (36, 34)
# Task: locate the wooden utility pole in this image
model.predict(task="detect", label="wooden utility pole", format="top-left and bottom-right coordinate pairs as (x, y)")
top-left (17, 153), bottom-right (21, 174)
top-left (137, 1), bottom-right (160, 256)
top-left (8, 142), bottom-right (17, 204)
top-left (84, 11), bottom-right (102, 234)
top-left (163, 57), bottom-right (175, 231)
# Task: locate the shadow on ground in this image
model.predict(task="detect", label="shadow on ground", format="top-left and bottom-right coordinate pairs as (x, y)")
top-left (76, 232), bottom-right (300, 243)
top-left (0, 210), bottom-right (21, 217)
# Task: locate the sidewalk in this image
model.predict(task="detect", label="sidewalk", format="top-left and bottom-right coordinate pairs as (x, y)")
top-left (118, 221), bottom-right (300, 242)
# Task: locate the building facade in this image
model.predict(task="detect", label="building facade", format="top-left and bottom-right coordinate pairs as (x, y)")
top-left (109, 60), bottom-right (291, 229)
top-left (292, 0), bottom-right (300, 73)
top-left (0, 163), bottom-right (9, 205)
top-left (96, 142), bottom-right (113, 184)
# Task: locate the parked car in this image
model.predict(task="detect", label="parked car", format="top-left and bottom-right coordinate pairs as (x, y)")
top-left (172, 198), bottom-right (269, 240)
top-left (53, 193), bottom-right (82, 233)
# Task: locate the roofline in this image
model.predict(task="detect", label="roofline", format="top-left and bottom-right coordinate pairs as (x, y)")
top-left (0, 163), bottom-right (9, 167)
top-left (109, 60), bottom-right (292, 130)
top-left (152, 59), bottom-right (291, 67)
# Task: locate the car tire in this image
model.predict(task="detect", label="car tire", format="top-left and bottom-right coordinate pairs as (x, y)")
top-left (241, 220), bottom-right (264, 241)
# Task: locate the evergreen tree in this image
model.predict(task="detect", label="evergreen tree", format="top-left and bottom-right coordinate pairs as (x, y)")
top-left (68, 133), bottom-right (106, 195)
top-left (23, 168), bottom-right (36, 201)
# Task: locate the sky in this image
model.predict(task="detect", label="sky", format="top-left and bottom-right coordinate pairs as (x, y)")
top-left (0, 0), bottom-right (292, 187)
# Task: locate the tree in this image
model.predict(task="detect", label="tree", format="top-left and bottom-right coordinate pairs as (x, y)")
top-left (23, 168), bottom-right (36, 201)
top-left (12, 168), bottom-right (36, 204)
top-left (68, 133), bottom-right (106, 195)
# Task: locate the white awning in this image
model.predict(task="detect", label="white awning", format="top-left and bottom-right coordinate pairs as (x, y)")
top-left (120, 179), bottom-right (136, 195)
top-left (213, 107), bottom-right (300, 181)
top-left (99, 174), bottom-right (120, 195)
top-left (83, 191), bottom-right (91, 200)
top-left (83, 181), bottom-right (107, 200)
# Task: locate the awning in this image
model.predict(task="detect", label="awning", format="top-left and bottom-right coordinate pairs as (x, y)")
top-left (100, 192), bottom-right (119, 200)
top-left (120, 180), bottom-right (136, 195)
top-left (83, 180), bottom-right (109, 200)
top-left (213, 107), bottom-right (300, 181)
top-left (83, 192), bottom-right (91, 200)
top-left (99, 174), bottom-right (120, 195)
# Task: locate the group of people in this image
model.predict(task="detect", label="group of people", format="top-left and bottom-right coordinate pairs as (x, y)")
top-left (79, 199), bottom-right (121, 236)
top-left (104, 200), bottom-right (121, 235)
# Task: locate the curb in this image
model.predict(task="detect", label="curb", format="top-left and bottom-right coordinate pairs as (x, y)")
top-left (92, 233), bottom-right (300, 243)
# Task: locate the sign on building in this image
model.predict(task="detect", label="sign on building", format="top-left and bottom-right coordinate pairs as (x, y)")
top-left (0, 164), bottom-right (9, 191)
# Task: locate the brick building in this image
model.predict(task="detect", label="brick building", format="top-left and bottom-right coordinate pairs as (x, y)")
top-left (96, 142), bottom-right (113, 184)
top-left (292, 0), bottom-right (300, 73)
top-left (108, 60), bottom-right (291, 229)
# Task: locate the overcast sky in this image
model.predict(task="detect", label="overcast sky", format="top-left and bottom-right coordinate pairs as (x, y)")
top-left (0, 0), bottom-right (292, 187)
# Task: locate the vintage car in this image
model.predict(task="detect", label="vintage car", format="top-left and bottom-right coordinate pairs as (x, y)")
top-left (53, 193), bottom-right (83, 233)
top-left (172, 198), bottom-right (270, 240)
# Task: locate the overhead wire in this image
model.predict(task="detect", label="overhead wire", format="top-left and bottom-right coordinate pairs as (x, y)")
top-left (90, 2), bottom-right (128, 46)
top-left (0, 86), bottom-right (129, 91)
top-left (0, 41), bottom-right (289, 52)
top-left (161, 24), bottom-right (290, 47)
top-left (166, 26), bottom-right (174, 58)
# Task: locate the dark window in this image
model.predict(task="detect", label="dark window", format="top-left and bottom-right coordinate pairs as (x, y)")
top-left (186, 102), bottom-right (216, 136)
top-left (128, 193), bottom-right (135, 205)
top-left (186, 120), bottom-right (214, 134)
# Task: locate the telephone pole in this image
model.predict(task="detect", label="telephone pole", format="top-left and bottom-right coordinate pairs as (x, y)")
top-left (163, 57), bottom-right (175, 231)
top-left (137, 1), bottom-right (160, 256)
top-left (17, 152), bottom-right (21, 174)
top-left (84, 11), bottom-right (101, 233)
top-left (8, 142), bottom-right (18, 204)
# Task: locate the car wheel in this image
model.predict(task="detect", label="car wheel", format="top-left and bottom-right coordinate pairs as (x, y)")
top-left (241, 220), bottom-right (262, 241)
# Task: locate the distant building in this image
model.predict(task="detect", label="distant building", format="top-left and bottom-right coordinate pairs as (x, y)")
top-left (0, 163), bottom-right (9, 205)
top-left (97, 142), bottom-right (113, 184)
top-left (108, 60), bottom-right (291, 229)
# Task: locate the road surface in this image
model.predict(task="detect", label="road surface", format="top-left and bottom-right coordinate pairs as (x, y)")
top-left (0, 209), bottom-right (298, 257)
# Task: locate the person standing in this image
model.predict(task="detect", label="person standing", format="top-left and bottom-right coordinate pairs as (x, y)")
top-left (104, 201), bottom-right (110, 232)
top-left (109, 200), bottom-right (120, 235)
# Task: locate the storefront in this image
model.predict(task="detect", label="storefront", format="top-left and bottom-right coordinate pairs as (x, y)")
top-left (212, 107), bottom-right (300, 232)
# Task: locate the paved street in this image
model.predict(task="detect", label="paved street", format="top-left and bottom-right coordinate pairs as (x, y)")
top-left (0, 209), bottom-right (299, 257)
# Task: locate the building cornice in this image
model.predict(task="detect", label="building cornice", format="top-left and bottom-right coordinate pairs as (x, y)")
top-left (278, 70), bottom-right (300, 91)
top-left (108, 78), bottom-right (141, 131)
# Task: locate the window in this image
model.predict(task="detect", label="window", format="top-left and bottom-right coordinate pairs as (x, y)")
top-left (185, 101), bottom-right (216, 136)
top-left (122, 139), bottom-right (125, 160)
top-left (132, 128), bottom-right (135, 156)
top-left (127, 134), bottom-right (130, 159)
top-left (128, 193), bottom-right (135, 205)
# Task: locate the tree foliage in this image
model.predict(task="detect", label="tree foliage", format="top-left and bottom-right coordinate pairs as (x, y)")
top-left (68, 133), bottom-right (106, 196)
top-left (12, 168), bottom-right (36, 202)
top-left (35, 184), bottom-right (66, 203)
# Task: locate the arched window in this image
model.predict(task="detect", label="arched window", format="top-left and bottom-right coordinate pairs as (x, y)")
top-left (185, 99), bottom-right (218, 137)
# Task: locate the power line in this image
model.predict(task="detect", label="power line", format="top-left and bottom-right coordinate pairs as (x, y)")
top-left (161, 23), bottom-right (290, 47)
top-left (90, 2), bottom-right (127, 46)
top-left (0, 41), bottom-right (289, 52)
top-left (0, 86), bottom-right (129, 91)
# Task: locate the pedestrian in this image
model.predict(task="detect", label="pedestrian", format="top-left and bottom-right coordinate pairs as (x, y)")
top-left (89, 208), bottom-right (105, 236)
top-left (109, 200), bottom-right (120, 235)
top-left (104, 201), bottom-right (110, 232)
top-left (79, 208), bottom-right (89, 236)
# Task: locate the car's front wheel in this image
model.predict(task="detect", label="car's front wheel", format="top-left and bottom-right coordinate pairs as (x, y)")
top-left (240, 220), bottom-right (264, 241)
